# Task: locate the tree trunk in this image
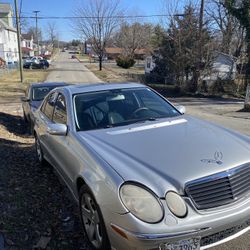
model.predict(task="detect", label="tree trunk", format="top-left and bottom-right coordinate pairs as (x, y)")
top-left (245, 28), bottom-right (250, 88)
top-left (99, 56), bottom-right (102, 71)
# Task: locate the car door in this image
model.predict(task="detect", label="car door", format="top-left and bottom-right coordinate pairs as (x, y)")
top-left (45, 93), bottom-right (76, 190)
top-left (36, 91), bottom-right (58, 165)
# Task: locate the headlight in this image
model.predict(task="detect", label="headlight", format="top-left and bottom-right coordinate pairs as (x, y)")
top-left (165, 191), bottom-right (187, 218)
top-left (120, 184), bottom-right (164, 223)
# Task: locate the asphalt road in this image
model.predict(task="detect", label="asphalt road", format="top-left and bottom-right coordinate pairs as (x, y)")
top-left (46, 51), bottom-right (102, 83)
top-left (170, 97), bottom-right (250, 136)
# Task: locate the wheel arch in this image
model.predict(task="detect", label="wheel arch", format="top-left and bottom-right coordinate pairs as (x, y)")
top-left (76, 176), bottom-right (87, 193)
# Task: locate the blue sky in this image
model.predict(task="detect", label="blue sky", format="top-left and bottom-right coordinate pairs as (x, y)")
top-left (2, 0), bottom-right (176, 41)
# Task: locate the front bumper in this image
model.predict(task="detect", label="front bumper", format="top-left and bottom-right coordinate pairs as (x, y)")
top-left (103, 196), bottom-right (250, 250)
top-left (109, 218), bottom-right (250, 250)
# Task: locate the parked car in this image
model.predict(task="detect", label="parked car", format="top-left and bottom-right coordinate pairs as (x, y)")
top-left (24, 56), bottom-right (43, 63)
top-left (21, 82), bottom-right (68, 133)
top-left (33, 83), bottom-right (250, 250)
top-left (23, 59), bottom-right (49, 69)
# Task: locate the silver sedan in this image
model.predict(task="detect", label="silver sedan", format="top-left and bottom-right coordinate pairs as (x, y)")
top-left (33, 83), bottom-right (250, 250)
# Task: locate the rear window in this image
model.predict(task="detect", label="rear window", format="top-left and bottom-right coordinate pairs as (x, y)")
top-left (32, 86), bottom-right (56, 101)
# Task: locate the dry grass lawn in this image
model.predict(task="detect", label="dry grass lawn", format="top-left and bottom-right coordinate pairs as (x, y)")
top-left (0, 69), bottom-right (49, 103)
top-left (85, 62), bottom-right (145, 83)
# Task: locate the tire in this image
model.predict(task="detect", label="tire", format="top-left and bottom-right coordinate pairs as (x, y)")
top-left (79, 185), bottom-right (111, 250)
top-left (35, 135), bottom-right (46, 165)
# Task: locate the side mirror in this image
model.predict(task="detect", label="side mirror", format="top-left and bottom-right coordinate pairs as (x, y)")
top-left (47, 123), bottom-right (67, 136)
top-left (21, 96), bottom-right (30, 102)
top-left (176, 105), bottom-right (186, 114)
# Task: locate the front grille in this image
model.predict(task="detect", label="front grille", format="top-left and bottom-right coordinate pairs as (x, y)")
top-left (185, 163), bottom-right (250, 210)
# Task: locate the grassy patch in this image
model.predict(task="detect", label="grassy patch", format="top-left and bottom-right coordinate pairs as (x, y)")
top-left (0, 69), bottom-right (49, 101)
top-left (85, 62), bottom-right (145, 83)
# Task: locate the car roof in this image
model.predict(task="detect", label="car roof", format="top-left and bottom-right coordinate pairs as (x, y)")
top-left (55, 82), bottom-right (146, 95)
top-left (30, 82), bottom-right (67, 88)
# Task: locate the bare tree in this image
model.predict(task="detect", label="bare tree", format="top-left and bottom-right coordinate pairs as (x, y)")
top-left (114, 22), bottom-right (153, 58)
top-left (27, 26), bottom-right (42, 43)
top-left (73, 0), bottom-right (123, 70)
top-left (206, 0), bottom-right (244, 56)
top-left (47, 21), bottom-right (57, 48)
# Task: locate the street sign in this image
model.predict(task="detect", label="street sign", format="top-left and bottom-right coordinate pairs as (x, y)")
top-left (245, 84), bottom-right (250, 110)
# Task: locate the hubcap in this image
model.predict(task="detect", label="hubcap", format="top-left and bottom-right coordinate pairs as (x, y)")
top-left (81, 193), bottom-right (102, 248)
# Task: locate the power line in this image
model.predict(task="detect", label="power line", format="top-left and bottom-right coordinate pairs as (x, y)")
top-left (1, 14), bottom-right (179, 20)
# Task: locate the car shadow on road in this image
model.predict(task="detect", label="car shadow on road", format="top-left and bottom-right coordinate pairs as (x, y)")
top-left (0, 137), bottom-right (88, 249)
top-left (0, 112), bottom-right (28, 137)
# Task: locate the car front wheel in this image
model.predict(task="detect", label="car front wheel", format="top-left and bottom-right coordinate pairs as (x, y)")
top-left (79, 185), bottom-right (111, 250)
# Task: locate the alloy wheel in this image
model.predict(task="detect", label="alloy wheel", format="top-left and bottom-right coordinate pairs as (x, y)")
top-left (80, 193), bottom-right (103, 249)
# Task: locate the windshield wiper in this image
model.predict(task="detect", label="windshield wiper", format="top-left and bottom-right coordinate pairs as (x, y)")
top-left (133, 117), bottom-right (158, 124)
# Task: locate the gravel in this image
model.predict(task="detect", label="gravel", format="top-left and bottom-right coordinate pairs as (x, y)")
top-left (0, 109), bottom-right (91, 249)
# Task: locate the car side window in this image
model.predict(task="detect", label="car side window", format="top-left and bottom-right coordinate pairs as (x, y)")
top-left (42, 92), bottom-right (57, 120)
top-left (53, 94), bottom-right (67, 124)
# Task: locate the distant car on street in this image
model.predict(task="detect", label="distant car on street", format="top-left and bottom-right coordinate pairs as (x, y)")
top-left (23, 59), bottom-right (50, 69)
top-left (21, 82), bottom-right (68, 133)
top-left (33, 82), bottom-right (250, 250)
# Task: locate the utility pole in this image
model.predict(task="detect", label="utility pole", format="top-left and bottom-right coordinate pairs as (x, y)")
top-left (33, 10), bottom-right (40, 55)
top-left (14, 0), bottom-right (23, 82)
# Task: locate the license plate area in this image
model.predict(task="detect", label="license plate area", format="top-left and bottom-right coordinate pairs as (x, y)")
top-left (159, 237), bottom-right (201, 250)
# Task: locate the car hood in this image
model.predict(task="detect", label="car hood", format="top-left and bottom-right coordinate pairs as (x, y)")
top-left (78, 115), bottom-right (250, 197)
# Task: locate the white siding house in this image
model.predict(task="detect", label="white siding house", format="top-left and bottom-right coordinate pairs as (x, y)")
top-left (0, 3), bottom-right (18, 64)
top-left (202, 52), bottom-right (237, 85)
top-left (145, 56), bottom-right (155, 74)
top-left (21, 34), bottom-right (34, 57)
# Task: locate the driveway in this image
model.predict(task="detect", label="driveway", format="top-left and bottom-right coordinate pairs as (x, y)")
top-left (46, 51), bottom-right (102, 83)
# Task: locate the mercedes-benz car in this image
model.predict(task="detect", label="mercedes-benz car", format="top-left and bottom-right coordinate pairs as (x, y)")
top-left (33, 83), bottom-right (250, 250)
top-left (21, 82), bottom-right (67, 133)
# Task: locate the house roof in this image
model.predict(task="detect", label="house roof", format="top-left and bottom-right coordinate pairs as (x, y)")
top-left (22, 33), bottom-right (33, 40)
top-left (134, 48), bottom-right (149, 55)
top-left (0, 19), bottom-right (16, 32)
top-left (0, 3), bottom-right (12, 14)
top-left (105, 47), bottom-right (150, 55)
top-left (105, 47), bottom-right (123, 54)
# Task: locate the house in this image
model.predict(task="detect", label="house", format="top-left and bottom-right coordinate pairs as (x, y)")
top-left (145, 56), bottom-right (155, 74)
top-left (21, 33), bottom-right (34, 57)
top-left (105, 47), bottom-right (149, 60)
top-left (145, 51), bottom-right (237, 85)
top-left (0, 3), bottom-right (19, 64)
top-left (105, 48), bottom-right (123, 60)
top-left (201, 52), bottom-right (237, 85)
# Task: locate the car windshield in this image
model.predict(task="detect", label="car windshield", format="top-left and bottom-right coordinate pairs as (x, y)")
top-left (74, 87), bottom-right (180, 131)
top-left (32, 86), bottom-right (56, 101)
